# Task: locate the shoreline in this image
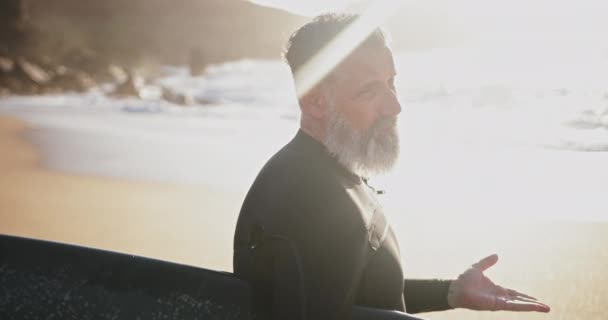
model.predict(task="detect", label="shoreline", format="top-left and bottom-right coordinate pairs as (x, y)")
top-left (0, 115), bottom-right (240, 272)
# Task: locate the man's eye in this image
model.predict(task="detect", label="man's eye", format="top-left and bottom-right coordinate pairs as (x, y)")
top-left (357, 87), bottom-right (377, 99)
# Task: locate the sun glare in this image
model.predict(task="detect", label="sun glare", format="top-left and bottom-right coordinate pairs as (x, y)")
top-left (294, 0), bottom-right (403, 99)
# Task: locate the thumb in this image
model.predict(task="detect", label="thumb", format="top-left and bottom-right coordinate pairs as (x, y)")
top-left (472, 254), bottom-right (499, 272)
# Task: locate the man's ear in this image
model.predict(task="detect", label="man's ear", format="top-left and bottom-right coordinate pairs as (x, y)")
top-left (300, 87), bottom-right (328, 120)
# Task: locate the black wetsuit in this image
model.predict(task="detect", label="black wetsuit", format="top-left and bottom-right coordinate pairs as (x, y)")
top-left (233, 130), bottom-right (452, 320)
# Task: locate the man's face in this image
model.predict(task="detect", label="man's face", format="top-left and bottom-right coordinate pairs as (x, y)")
top-left (327, 45), bottom-right (401, 133)
top-left (321, 45), bottom-right (402, 176)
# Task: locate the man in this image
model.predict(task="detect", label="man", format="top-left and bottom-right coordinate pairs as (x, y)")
top-left (233, 13), bottom-right (550, 320)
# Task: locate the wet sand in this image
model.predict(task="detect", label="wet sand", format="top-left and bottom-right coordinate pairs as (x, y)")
top-left (0, 115), bottom-right (240, 272)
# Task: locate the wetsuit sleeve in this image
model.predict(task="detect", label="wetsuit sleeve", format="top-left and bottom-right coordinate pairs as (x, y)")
top-left (270, 205), bottom-right (369, 320)
top-left (403, 279), bottom-right (453, 314)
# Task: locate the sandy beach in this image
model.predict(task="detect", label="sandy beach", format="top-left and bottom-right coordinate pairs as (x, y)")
top-left (0, 115), bottom-right (240, 272)
top-left (2, 113), bottom-right (608, 320)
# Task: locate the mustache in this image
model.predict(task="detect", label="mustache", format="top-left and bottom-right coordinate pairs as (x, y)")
top-left (372, 116), bottom-right (398, 131)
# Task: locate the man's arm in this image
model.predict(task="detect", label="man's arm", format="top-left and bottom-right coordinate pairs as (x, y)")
top-left (402, 255), bottom-right (551, 315)
top-left (403, 279), bottom-right (454, 314)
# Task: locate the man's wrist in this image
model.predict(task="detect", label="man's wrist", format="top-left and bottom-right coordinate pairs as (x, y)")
top-left (446, 279), bottom-right (459, 309)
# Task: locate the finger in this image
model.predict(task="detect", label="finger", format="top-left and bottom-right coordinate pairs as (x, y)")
top-left (503, 300), bottom-right (551, 313)
top-left (472, 254), bottom-right (499, 272)
top-left (512, 296), bottom-right (543, 304)
top-left (507, 289), bottom-right (537, 300)
top-left (493, 286), bottom-right (510, 311)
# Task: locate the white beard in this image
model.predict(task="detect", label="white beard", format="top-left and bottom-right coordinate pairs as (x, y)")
top-left (322, 104), bottom-right (400, 177)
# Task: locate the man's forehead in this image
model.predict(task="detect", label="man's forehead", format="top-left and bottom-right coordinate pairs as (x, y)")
top-left (333, 46), bottom-right (396, 81)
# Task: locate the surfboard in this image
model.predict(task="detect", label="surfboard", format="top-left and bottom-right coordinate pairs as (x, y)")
top-left (0, 234), bottom-right (425, 320)
top-left (0, 234), bottom-right (251, 319)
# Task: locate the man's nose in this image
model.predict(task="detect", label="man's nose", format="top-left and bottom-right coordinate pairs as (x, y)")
top-left (381, 91), bottom-right (402, 117)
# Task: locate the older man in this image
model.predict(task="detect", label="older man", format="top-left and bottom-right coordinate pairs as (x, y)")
top-left (233, 13), bottom-right (550, 320)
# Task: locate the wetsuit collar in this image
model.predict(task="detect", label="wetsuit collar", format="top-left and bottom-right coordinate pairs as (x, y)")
top-left (293, 129), bottom-right (363, 184)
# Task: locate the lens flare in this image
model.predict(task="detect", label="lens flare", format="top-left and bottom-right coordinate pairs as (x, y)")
top-left (294, 0), bottom-right (404, 99)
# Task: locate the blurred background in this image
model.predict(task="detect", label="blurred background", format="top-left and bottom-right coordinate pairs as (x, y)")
top-left (1, 0), bottom-right (607, 319)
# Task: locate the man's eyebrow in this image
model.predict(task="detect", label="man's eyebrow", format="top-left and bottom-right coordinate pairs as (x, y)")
top-left (357, 73), bottom-right (396, 91)
top-left (356, 80), bottom-right (382, 91)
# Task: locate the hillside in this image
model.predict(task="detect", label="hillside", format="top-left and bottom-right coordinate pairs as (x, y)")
top-left (24, 0), bottom-right (307, 65)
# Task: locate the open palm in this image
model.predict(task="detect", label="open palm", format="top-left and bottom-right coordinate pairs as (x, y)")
top-left (447, 254), bottom-right (550, 312)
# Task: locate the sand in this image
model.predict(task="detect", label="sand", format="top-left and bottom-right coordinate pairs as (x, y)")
top-left (0, 115), bottom-right (240, 272)
top-left (2, 115), bottom-right (607, 319)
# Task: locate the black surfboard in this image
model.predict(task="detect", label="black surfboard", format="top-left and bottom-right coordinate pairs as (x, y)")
top-left (0, 234), bottom-right (251, 319)
top-left (0, 234), bottom-right (423, 320)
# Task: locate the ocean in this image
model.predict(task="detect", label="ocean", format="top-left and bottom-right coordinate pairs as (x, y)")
top-left (1, 46), bottom-right (606, 221)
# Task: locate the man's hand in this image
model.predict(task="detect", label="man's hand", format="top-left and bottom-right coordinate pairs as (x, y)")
top-left (447, 254), bottom-right (550, 313)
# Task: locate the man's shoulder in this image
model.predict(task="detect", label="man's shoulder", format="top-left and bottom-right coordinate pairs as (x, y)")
top-left (256, 138), bottom-right (349, 195)
top-left (241, 139), bottom-right (352, 217)
top-left (235, 137), bottom-right (370, 253)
